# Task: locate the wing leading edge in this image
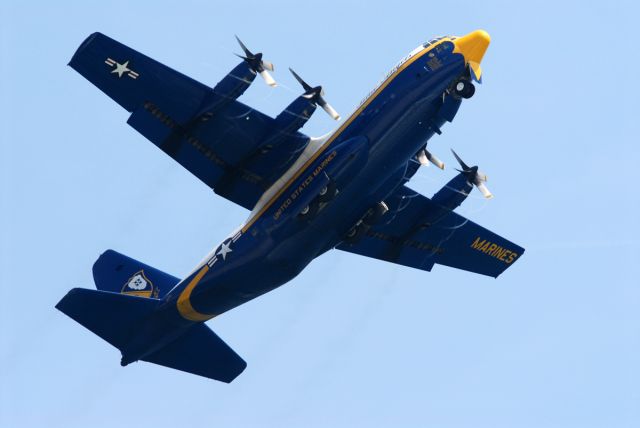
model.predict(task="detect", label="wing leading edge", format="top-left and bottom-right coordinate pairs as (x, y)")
top-left (337, 186), bottom-right (524, 278)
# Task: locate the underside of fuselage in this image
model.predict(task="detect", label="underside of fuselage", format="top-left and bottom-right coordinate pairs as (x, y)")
top-left (173, 38), bottom-right (469, 321)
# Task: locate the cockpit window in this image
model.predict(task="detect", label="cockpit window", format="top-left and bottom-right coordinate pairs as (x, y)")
top-left (422, 36), bottom-right (447, 48)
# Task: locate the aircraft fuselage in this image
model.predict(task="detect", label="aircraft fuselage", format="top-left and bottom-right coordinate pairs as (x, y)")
top-left (165, 38), bottom-right (467, 324)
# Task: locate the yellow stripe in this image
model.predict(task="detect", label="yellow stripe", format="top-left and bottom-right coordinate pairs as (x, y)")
top-left (122, 290), bottom-right (153, 297)
top-left (241, 38), bottom-right (452, 233)
top-left (176, 265), bottom-right (215, 321)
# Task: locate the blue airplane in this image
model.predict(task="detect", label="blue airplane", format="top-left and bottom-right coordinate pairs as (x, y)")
top-left (57, 30), bottom-right (524, 383)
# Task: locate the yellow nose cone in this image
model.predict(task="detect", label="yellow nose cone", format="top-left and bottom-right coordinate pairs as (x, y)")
top-left (453, 29), bottom-right (491, 65)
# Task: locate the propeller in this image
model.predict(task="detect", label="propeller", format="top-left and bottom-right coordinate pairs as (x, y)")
top-left (235, 35), bottom-right (277, 87)
top-left (451, 149), bottom-right (493, 199)
top-left (417, 145), bottom-right (445, 169)
top-left (289, 68), bottom-right (341, 120)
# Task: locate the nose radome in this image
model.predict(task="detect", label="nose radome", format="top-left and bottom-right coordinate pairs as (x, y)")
top-left (453, 29), bottom-right (491, 65)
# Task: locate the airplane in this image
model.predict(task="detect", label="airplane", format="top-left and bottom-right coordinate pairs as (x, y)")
top-left (56, 30), bottom-right (524, 383)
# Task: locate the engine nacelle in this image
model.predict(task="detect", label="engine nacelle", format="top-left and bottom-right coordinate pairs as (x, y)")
top-left (427, 173), bottom-right (473, 224)
top-left (248, 95), bottom-right (318, 166)
top-left (274, 96), bottom-right (318, 135)
top-left (197, 62), bottom-right (257, 121)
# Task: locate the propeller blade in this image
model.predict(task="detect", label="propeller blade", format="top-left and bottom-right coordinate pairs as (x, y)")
top-left (451, 149), bottom-right (470, 171)
top-left (234, 36), bottom-right (276, 87)
top-left (426, 150), bottom-right (445, 169)
top-left (318, 97), bottom-right (341, 120)
top-left (451, 149), bottom-right (493, 198)
top-left (476, 181), bottom-right (493, 199)
top-left (234, 35), bottom-right (253, 57)
top-left (289, 68), bottom-right (313, 92)
top-left (259, 69), bottom-right (277, 87)
top-left (417, 149), bottom-right (430, 166)
top-left (290, 68), bottom-right (340, 120)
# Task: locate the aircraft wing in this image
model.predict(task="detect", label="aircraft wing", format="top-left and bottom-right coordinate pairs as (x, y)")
top-left (69, 32), bottom-right (309, 209)
top-left (336, 186), bottom-right (524, 278)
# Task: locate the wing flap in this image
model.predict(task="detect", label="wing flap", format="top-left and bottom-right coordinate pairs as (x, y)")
top-left (126, 104), bottom-right (228, 190)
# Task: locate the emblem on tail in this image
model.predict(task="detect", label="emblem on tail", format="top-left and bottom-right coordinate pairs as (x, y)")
top-left (121, 270), bottom-right (157, 298)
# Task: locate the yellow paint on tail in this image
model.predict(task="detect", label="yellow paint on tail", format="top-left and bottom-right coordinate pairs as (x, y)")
top-left (176, 265), bottom-right (215, 321)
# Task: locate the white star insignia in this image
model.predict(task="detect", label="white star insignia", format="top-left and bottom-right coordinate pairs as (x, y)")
top-left (111, 60), bottom-right (131, 78)
top-left (105, 58), bottom-right (140, 79)
top-left (217, 241), bottom-right (233, 261)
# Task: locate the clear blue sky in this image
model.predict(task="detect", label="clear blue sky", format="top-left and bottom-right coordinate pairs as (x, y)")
top-left (1, 1), bottom-right (639, 427)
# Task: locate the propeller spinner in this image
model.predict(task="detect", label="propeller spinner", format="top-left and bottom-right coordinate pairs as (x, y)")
top-left (451, 149), bottom-right (493, 199)
top-left (235, 35), bottom-right (277, 87)
top-left (289, 68), bottom-right (341, 120)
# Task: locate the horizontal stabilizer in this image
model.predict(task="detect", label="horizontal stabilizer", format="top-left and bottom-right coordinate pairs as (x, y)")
top-left (143, 323), bottom-right (247, 383)
top-left (55, 288), bottom-right (159, 349)
top-left (93, 250), bottom-right (179, 298)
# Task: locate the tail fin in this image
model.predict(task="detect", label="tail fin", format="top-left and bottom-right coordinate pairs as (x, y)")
top-left (143, 323), bottom-right (247, 383)
top-left (55, 288), bottom-right (159, 349)
top-left (56, 288), bottom-right (246, 383)
top-left (93, 250), bottom-right (179, 298)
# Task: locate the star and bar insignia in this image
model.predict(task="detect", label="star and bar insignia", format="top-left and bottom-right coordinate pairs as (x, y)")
top-left (104, 57), bottom-right (139, 79)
